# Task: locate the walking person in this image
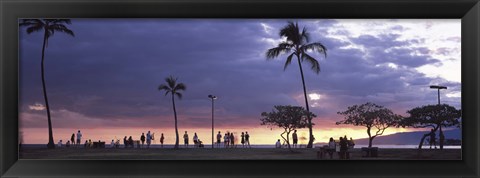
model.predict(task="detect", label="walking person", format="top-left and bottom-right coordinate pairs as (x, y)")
top-left (183, 131), bottom-right (189, 148)
top-left (230, 133), bottom-right (235, 148)
top-left (140, 133), bottom-right (145, 148)
top-left (123, 136), bottom-right (127, 148)
top-left (343, 135), bottom-right (350, 159)
top-left (146, 131), bottom-right (152, 148)
top-left (160, 133), bottom-right (165, 148)
top-left (337, 137), bottom-right (344, 159)
top-left (292, 130), bottom-right (298, 148)
top-left (241, 132), bottom-right (245, 148)
top-left (216, 131), bottom-right (222, 148)
top-left (224, 132), bottom-right (229, 148)
top-left (245, 131), bottom-right (251, 148)
top-left (76, 130), bottom-right (82, 146)
top-left (70, 133), bottom-right (75, 147)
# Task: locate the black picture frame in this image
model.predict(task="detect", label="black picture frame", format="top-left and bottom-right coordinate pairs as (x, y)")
top-left (1, 0), bottom-right (479, 177)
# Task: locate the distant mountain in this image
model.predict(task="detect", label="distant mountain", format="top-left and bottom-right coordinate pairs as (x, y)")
top-left (353, 129), bottom-right (461, 145)
top-left (318, 129), bottom-right (461, 145)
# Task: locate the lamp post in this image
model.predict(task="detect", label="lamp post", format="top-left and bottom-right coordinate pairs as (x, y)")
top-left (429, 85), bottom-right (447, 150)
top-left (208, 95), bottom-right (217, 149)
top-left (429, 85), bottom-right (447, 105)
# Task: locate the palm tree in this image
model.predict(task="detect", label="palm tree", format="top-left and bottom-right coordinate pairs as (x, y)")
top-left (20, 19), bottom-right (74, 149)
top-left (266, 21), bottom-right (327, 148)
top-left (158, 76), bottom-right (186, 149)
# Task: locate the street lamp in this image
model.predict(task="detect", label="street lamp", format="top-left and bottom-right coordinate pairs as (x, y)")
top-left (429, 85), bottom-right (447, 105)
top-left (429, 85), bottom-right (447, 150)
top-left (208, 95), bottom-right (217, 149)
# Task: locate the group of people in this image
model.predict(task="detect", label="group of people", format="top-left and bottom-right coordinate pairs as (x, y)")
top-left (181, 131), bottom-right (251, 148)
top-left (274, 130), bottom-right (313, 148)
top-left (326, 135), bottom-right (355, 159)
top-left (118, 131), bottom-right (166, 149)
top-left (57, 130), bottom-right (84, 148)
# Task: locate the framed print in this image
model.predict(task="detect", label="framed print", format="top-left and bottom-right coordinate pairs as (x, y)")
top-left (1, 0), bottom-right (479, 177)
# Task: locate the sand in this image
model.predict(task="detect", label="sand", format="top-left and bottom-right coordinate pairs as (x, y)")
top-left (19, 146), bottom-right (461, 160)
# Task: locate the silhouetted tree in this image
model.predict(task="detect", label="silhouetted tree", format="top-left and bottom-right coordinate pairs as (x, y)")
top-left (159, 76), bottom-right (186, 149)
top-left (20, 19), bottom-right (74, 149)
top-left (260, 105), bottom-right (315, 151)
top-left (400, 104), bottom-right (461, 150)
top-left (337, 102), bottom-right (402, 148)
top-left (266, 22), bottom-right (327, 148)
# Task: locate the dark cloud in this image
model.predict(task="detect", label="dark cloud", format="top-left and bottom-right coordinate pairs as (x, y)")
top-left (19, 19), bottom-right (461, 129)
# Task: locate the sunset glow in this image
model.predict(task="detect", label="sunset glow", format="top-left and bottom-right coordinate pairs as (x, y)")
top-left (19, 19), bottom-right (461, 146)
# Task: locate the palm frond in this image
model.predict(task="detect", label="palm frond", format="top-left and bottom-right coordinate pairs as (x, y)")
top-left (175, 92), bottom-right (183, 99)
top-left (301, 53), bottom-right (320, 73)
top-left (279, 21), bottom-right (301, 45)
top-left (50, 24), bottom-right (75, 37)
top-left (174, 83), bottom-right (186, 91)
top-left (19, 19), bottom-right (44, 27)
top-left (166, 76), bottom-right (177, 89)
top-left (26, 24), bottom-right (44, 34)
top-left (158, 84), bottom-right (171, 92)
top-left (266, 46), bottom-right (290, 59)
top-left (283, 53), bottom-right (295, 71)
top-left (301, 27), bottom-right (310, 43)
top-left (302, 42), bottom-right (327, 58)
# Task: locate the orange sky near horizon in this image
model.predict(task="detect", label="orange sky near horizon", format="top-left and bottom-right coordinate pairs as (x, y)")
top-left (20, 126), bottom-right (427, 145)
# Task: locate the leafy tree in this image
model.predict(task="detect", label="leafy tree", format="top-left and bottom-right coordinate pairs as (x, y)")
top-left (266, 22), bottom-right (327, 148)
top-left (20, 19), bottom-right (75, 149)
top-left (400, 104), bottom-right (461, 150)
top-left (337, 102), bottom-right (402, 148)
top-left (159, 76), bottom-right (186, 149)
top-left (260, 105), bottom-right (315, 151)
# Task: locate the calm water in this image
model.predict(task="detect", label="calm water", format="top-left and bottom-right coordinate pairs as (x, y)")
top-left (21, 144), bottom-right (461, 149)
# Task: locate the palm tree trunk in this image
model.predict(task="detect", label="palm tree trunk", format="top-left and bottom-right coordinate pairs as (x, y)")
top-left (172, 94), bottom-right (179, 149)
top-left (42, 31), bottom-right (55, 149)
top-left (297, 57), bottom-right (313, 148)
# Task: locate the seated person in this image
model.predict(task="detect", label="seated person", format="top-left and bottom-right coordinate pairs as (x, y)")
top-left (275, 139), bottom-right (281, 148)
top-left (110, 140), bottom-right (115, 148)
top-left (57, 140), bottom-right (63, 148)
top-left (66, 140), bottom-right (70, 148)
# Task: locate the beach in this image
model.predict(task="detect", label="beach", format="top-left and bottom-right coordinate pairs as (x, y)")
top-left (20, 145), bottom-right (461, 160)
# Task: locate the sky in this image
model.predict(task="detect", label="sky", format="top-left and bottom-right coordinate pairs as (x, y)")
top-left (19, 19), bottom-right (461, 145)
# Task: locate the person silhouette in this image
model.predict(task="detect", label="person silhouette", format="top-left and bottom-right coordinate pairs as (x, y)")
top-left (292, 130), bottom-right (298, 148)
top-left (76, 130), bottom-right (82, 146)
top-left (70, 133), bottom-right (75, 147)
top-left (275, 139), bottom-right (281, 148)
top-left (241, 132), bottom-right (245, 148)
top-left (183, 131), bottom-right (189, 148)
top-left (230, 133), bottom-right (235, 148)
top-left (140, 133), bottom-right (145, 148)
top-left (193, 133), bottom-right (199, 148)
top-left (160, 133), bottom-right (165, 148)
top-left (216, 131), bottom-right (222, 148)
top-left (245, 132), bottom-right (251, 148)
top-left (146, 131), bottom-right (152, 148)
